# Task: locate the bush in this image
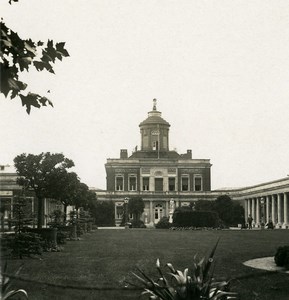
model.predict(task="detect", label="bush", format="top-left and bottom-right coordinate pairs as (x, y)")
top-left (173, 208), bottom-right (219, 228)
top-left (131, 219), bottom-right (146, 228)
top-left (23, 228), bottom-right (58, 251)
top-left (48, 209), bottom-right (65, 228)
top-left (92, 201), bottom-right (115, 226)
top-left (57, 225), bottom-right (73, 243)
top-left (274, 246), bottom-right (289, 269)
top-left (3, 232), bottom-right (43, 259)
top-left (155, 217), bottom-right (171, 229)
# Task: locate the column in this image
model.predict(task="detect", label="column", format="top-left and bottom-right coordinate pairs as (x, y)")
top-left (248, 199), bottom-right (251, 218)
top-left (251, 198), bottom-right (255, 226)
top-left (114, 203), bottom-right (117, 225)
top-left (284, 193), bottom-right (288, 228)
top-left (277, 193), bottom-right (282, 227)
top-left (149, 200), bottom-right (153, 224)
top-left (31, 197), bottom-right (34, 213)
top-left (271, 195), bottom-right (276, 224)
top-left (266, 195), bottom-right (270, 223)
top-left (244, 199), bottom-right (248, 221)
top-left (256, 198), bottom-right (260, 226)
top-left (10, 196), bottom-right (13, 219)
top-left (165, 200), bottom-right (169, 217)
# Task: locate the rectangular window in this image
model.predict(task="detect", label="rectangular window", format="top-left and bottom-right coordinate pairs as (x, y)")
top-left (169, 177), bottom-right (175, 191)
top-left (194, 176), bottom-right (202, 191)
top-left (142, 177), bottom-right (149, 191)
top-left (116, 176), bottom-right (124, 191)
top-left (155, 178), bottom-right (163, 191)
top-left (181, 176), bottom-right (189, 191)
top-left (129, 176), bottom-right (137, 191)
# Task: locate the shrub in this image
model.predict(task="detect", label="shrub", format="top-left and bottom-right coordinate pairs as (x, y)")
top-left (48, 209), bottom-right (65, 228)
top-left (173, 209), bottom-right (219, 228)
top-left (3, 232), bottom-right (43, 259)
top-left (57, 225), bottom-right (73, 241)
top-left (131, 219), bottom-right (146, 228)
top-left (77, 222), bottom-right (85, 236)
top-left (23, 228), bottom-right (58, 251)
top-left (155, 217), bottom-right (171, 229)
top-left (274, 246), bottom-right (289, 269)
top-left (92, 201), bottom-right (115, 226)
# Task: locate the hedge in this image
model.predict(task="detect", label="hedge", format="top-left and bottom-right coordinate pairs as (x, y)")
top-left (173, 209), bottom-right (219, 228)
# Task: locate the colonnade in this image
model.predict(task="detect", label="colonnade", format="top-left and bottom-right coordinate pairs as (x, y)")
top-left (244, 192), bottom-right (289, 228)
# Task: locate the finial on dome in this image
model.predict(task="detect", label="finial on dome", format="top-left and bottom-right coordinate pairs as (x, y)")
top-left (153, 98), bottom-right (157, 111)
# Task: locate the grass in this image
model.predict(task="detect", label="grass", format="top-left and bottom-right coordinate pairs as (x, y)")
top-left (2, 229), bottom-right (289, 300)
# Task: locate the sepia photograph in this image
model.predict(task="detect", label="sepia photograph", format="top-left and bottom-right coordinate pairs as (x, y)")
top-left (1, 1), bottom-right (289, 299)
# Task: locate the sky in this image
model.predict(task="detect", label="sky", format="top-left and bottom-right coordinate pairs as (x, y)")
top-left (1, 0), bottom-right (289, 190)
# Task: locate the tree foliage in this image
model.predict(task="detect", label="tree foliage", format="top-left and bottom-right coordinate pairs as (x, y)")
top-left (92, 201), bottom-right (115, 227)
top-left (1, 16), bottom-right (69, 113)
top-left (213, 195), bottom-right (244, 226)
top-left (48, 171), bottom-right (80, 219)
top-left (73, 182), bottom-right (90, 210)
top-left (194, 200), bottom-right (214, 212)
top-left (14, 152), bottom-right (74, 228)
top-left (193, 197), bottom-right (244, 226)
top-left (127, 197), bottom-right (144, 221)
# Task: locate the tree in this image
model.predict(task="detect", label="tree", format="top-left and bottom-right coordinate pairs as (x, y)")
top-left (92, 201), bottom-right (115, 227)
top-left (48, 171), bottom-right (80, 221)
top-left (84, 190), bottom-right (97, 211)
top-left (127, 197), bottom-right (144, 221)
top-left (1, 7), bottom-right (69, 113)
top-left (194, 200), bottom-right (214, 211)
top-left (213, 195), bottom-right (234, 226)
top-left (231, 202), bottom-right (245, 226)
top-left (213, 195), bottom-right (244, 226)
top-left (73, 182), bottom-right (90, 210)
top-left (14, 152), bottom-right (74, 228)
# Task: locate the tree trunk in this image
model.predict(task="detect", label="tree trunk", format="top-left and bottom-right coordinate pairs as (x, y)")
top-left (64, 204), bottom-right (67, 223)
top-left (37, 197), bottom-right (44, 229)
top-left (1, 212), bottom-right (4, 233)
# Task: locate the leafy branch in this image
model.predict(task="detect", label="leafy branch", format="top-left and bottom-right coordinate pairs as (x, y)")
top-left (0, 19), bottom-right (69, 113)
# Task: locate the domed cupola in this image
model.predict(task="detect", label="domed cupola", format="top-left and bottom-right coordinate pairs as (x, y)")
top-left (139, 99), bottom-right (170, 151)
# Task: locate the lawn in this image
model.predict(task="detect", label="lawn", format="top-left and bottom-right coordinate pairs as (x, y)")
top-left (3, 229), bottom-right (289, 300)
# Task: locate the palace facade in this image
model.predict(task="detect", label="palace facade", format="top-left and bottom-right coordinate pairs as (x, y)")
top-left (96, 100), bottom-right (289, 228)
top-left (1, 101), bottom-right (289, 229)
top-left (101, 100), bottom-right (212, 225)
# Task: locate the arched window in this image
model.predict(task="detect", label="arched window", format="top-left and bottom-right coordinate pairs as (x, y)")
top-left (154, 204), bottom-right (163, 223)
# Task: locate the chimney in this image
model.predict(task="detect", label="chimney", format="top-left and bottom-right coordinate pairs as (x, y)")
top-left (120, 149), bottom-right (128, 159)
top-left (187, 149), bottom-right (192, 159)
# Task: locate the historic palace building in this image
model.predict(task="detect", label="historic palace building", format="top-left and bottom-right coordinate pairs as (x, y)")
top-left (100, 100), bottom-right (212, 225)
top-left (1, 101), bottom-right (289, 229)
top-left (96, 100), bottom-right (289, 228)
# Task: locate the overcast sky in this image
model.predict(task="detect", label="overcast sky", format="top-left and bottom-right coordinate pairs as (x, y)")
top-left (1, 0), bottom-right (289, 190)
